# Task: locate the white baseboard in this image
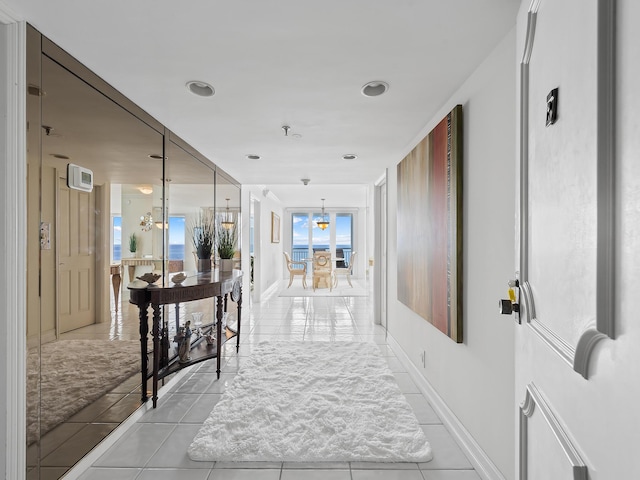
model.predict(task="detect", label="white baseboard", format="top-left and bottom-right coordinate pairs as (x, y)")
top-left (387, 334), bottom-right (506, 480)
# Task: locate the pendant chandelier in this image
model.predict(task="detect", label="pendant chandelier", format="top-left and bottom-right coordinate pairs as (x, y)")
top-left (317, 198), bottom-right (330, 230)
top-left (221, 198), bottom-right (235, 230)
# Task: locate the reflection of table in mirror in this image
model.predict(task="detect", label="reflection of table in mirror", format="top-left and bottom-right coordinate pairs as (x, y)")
top-left (128, 269), bottom-right (243, 408)
top-left (110, 264), bottom-right (121, 311)
top-left (121, 258), bottom-right (163, 282)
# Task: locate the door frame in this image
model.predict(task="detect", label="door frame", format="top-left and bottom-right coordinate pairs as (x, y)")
top-left (374, 171), bottom-right (388, 329)
top-left (0, 13), bottom-right (27, 480)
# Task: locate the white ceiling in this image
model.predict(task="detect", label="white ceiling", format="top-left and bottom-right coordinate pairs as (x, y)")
top-left (7, 0), bottom-right (519, 205)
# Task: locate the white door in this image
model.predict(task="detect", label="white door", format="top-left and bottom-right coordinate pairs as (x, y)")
top-left (57, 176), bottom-right (96, 333)
top-left (511, 2), bottom-right (615, 478)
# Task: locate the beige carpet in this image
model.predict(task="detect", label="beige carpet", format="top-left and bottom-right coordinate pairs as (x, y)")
top-left (26, 339), bottom-right (141, 444)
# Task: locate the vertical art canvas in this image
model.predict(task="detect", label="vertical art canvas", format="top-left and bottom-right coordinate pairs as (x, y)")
top-left (397, 105), bottom-right (463, 342)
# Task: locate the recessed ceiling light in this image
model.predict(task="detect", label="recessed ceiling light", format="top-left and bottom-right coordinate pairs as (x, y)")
top-left (50, 153), bottom-right (70, 160)
top-left (148, 154), bottom-right (164, 159)
top-left (361, 81), bottom-right (389, 97)
top-left (342, 154), bottom-right (358, 160)
top-left (292, 133), bottom-right (302, 139)
top-left (186, 80), bottom-right (215, 97)
top-left (246, 154), bottom-right (261, 160)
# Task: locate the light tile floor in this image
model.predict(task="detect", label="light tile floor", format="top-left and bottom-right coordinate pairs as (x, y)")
top-left (77, 283), bottom-right (480, 480)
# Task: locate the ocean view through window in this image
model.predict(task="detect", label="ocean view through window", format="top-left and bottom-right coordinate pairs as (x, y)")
top-left (292, 212), bottom-right (353, 266)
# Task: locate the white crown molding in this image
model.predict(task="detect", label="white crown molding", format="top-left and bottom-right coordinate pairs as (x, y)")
top-left (387, 333), bottom-right (505, 480)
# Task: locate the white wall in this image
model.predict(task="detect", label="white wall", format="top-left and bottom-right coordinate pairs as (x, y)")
top-left (387, 30), bottom-right (517, 478)
top-left (242, 186), bottom-right (284, 297)
top-left (513, 1), bottom-right (640, 478)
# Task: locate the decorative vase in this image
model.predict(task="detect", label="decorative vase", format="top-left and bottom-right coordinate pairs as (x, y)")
top-left (197, 258), bottom-right (211, 272)
top-left (220, 258), bottom-right (234, 272)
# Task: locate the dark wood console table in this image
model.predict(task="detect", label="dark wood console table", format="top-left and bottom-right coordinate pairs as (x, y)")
top-left (128, 269), bottom-right (243, 407)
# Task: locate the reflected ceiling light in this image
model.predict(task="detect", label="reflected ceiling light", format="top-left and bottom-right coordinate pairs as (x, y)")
top-left (361, 81), bottom-right (389, 97)
top-left (342, 154), bottom-right (357, 160)
top-left (148, 154), bottom-right (164, 160)
top-left (301, 178), bottom-right (310, 186)
top-left (221, 198), bottom-right (235, 230)
top-left (138, 186), bottom-right (153, 195)
top-left (50, 153), bottom-right (70, 160)
top-left (316, 198), bottom-right (330, 231)
top-left (186, 80), bottom-right (215, 97)
top-left (155, 220), bottom-right (168, 229)
top-left (246, 154), bottom-right (261, 160)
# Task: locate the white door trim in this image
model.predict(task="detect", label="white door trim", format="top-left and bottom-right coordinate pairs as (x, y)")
top-left (0, 13), bottom-right (27, 480)
top-left (519, 383), bottom-right (587, 480)
top-left (518, 0), bottom-right (616, 378)
top-left (374, 171), bottom-right (387, 328)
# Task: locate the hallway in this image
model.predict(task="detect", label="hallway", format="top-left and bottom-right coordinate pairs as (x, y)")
top-left (72, 283), bottom-right (478, 480)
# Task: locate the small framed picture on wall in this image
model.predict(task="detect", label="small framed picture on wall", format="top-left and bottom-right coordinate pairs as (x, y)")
top-left (271, 212), bottom-right (280, 243)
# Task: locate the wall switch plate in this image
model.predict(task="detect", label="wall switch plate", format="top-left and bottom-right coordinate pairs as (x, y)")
top-left (546, 87), bottom-right (559, 126)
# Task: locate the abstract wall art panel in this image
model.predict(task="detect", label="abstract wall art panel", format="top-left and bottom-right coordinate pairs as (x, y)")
top-left (397, 105), bottom-right (463, 342)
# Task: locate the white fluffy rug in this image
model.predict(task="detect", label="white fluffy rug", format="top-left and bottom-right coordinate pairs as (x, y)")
top-left (278, 279), bottom-right (368, 297)
top-left (27, 339), bottom-right (140, 443)
top-left (188, 341), bottom-right (432, 462)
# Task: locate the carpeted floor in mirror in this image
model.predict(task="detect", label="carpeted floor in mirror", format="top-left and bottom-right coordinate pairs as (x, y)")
top-left (75, 279), bottom-right (481, 480)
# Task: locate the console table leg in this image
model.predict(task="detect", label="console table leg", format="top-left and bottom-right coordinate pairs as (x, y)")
top-left (138, 302), bottom-right (150, 403)
top-left (236, 286), bottom-right (242, 352)
top-left (152, 303), bottom-right (161, 408)
top-left (216, 295), bottom-right (224, 379)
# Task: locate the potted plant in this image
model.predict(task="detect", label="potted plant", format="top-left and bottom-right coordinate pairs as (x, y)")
top-left (216, 220), bottom-right (237, 272)
top-left (189, 210), bottom-right (215, 272)
top-left (128, 233), bottom-right (138, 257)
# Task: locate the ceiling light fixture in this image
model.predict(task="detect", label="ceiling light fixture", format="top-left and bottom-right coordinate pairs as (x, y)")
top-left (246, 154), bottom-right (261, 160)
top-left (301, 178), bottom-right (310, 186)
top-left (221, 198), bottom-right (235, 230)
top-left (186, 80), bottom-right (215, 97)
top-left (361, 81), bottom-right (389, 97)
top-left (316, 198), bottom-right (330, 231)
top-left (138, 186), bottom-right (153, 195)
top-left (148, 154), bottom-right (164, 159)
top-left (342, 154), bottom-right (358, 160)
top-left (282, 125), bottom-right (290, 136)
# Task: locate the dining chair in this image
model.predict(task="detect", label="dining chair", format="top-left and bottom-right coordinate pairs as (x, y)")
top-left (333, 251), bottom-right (356, 287)
top-left (284, 252), bottom-right (307, 288)
top-left (312, 251), bottom-right (333, 291)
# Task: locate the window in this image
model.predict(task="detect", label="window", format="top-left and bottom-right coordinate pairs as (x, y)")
top-left (290, 211), bottom-right (354, 267)
top-left (168, 216), bottom-right (185, 260)
top-left (112, 216), bottom-right (121, 261)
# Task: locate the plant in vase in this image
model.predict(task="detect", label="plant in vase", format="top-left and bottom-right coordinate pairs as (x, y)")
top-left (128, 233), bottom-right (138, 257)
top-left (216, 220), bottom-right (237, 272)
top-left (189, 210), bottom-right (215, 272)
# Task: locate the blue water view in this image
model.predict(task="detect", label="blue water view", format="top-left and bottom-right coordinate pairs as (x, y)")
top-left (113, 244), bottom-right (185, 261)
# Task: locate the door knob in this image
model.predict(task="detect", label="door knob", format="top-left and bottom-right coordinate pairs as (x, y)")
top-left (499, 279), bottom-right (520, 322)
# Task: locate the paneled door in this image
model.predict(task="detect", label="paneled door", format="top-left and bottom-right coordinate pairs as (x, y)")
top-left (57, 176), bottom-right (96, 333)
top-left (510, 1), bottom-right (615, 479)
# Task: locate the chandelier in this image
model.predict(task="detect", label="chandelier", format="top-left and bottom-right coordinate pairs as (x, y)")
top-left (317, 198), bottom-right (330, 230)
top-left (221, 198), bottom-right (235, 230)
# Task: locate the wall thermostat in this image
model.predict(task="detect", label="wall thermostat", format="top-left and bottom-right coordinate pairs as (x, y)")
top-left (67, 163), bottom-right (93, 192)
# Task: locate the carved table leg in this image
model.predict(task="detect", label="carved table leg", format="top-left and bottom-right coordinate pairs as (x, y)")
top-left (138, 301), bottom-right (150, 403)
top-left (216, 295), bottom-right (224, 379)
top-left (236, 285), bottom-right (242, 352)
top-left (152, 303), bottom-right (161, 408)
top-left (111, 266), bottom-right (121, 312)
